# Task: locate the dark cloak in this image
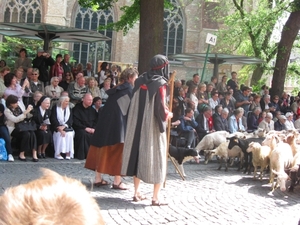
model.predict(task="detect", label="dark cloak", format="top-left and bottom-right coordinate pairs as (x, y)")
top-left (90, 81), bottom-right (133, 147)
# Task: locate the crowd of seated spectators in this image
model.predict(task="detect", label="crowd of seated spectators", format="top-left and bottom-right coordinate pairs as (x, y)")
top-left (0, 49), bottom-right (122, 162)
top-left (172, 72), bottom-right (300, 149)
top-left (1, 51), bottom-right (300, 162)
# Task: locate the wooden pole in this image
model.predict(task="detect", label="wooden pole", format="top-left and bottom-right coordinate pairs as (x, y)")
top-left (164, 71), bottom-right (185, 188)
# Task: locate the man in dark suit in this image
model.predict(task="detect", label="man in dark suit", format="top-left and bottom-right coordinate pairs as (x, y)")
top-left (83, 62), bottom-right (95, 77)
top-left (60, 54), bottom-right (72, 75)
top-left (260, 94), bottom-right (273, 111)
top-left (213, 108), bottom-right (230, 132)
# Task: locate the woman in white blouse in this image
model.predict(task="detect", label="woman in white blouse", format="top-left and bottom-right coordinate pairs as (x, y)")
top-left (258, 112), bottom-right (274, 133)
top-left (285, 112), bottom-right (295, 130)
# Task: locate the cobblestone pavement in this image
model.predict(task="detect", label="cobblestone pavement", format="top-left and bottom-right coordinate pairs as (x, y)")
top-left (0, 158), bottom-right (300, 225)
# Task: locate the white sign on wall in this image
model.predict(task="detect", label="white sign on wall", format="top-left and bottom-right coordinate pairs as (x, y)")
top-left (206, 33), bottom-right (217, 46)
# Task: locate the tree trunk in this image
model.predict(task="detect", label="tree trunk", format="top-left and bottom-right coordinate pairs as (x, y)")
top-left (270, 10), bottom-right (300, 97)
top-left (250, 65), bottom-right (264, 87)
top-left (138, 0), bottom-right (164, 74)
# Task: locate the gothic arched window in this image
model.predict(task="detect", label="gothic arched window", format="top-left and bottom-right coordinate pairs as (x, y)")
top-left (164, 0), bottom-right (184, 57)
top-left (4, 0), bottom-right (41, 23)
top-left (73, 7), bottom-right (113, 68)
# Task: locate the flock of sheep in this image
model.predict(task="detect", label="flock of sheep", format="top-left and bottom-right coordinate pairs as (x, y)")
top-left (194, 129), bottom-right (300, 192)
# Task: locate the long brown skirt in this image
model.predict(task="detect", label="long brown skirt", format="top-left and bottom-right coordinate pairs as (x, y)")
top-left (85, 143), bottom-right (123, 176)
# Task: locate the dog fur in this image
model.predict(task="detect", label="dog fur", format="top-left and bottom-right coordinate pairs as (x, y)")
top-left (169, 145), bottom-right (199, 176)
top-left (0, 169), bottom-right (105, 225)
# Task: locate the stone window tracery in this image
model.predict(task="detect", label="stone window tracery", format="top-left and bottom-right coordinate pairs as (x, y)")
top-left (164, 0), bottom-right (184, 57)
top-left (73, 7), bottom-right (113, 68)
top-left (4, 0), bottom-right (41, 23)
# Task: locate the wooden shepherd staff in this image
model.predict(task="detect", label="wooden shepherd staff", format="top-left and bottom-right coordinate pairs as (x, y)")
top-left (164, 70), bottom-right (185, 188)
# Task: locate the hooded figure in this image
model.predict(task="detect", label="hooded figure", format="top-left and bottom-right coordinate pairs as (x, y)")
top-left (121, 54), bottom-right (171, 206)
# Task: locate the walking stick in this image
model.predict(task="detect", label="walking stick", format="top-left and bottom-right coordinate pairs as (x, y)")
top-left (164, 71), bottom-right (185, 188)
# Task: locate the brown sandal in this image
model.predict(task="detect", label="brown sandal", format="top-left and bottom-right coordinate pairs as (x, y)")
top-left (94, 179), bottom-right (109, 187)
top-left (111, 182), bottom-right (128, 190)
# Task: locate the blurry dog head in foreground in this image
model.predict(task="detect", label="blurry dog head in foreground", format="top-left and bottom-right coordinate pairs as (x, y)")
top-left (0, 169), bottom-right (104, 225)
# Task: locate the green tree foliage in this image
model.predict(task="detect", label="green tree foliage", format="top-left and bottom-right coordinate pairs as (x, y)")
top-left (79, 0), bottom-right (140, 35)
top-left (0, 37), bottom-right (71, 70)
top-left (78, 0), bottom-right (172, 73)
top-left (78, 0), bottom-right (300, 92)
top-left (215, 0), bottom-right (290, 86)
top-left (0, 37), bottom-right (43, 69)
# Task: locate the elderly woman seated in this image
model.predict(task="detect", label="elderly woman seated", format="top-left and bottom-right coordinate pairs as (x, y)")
top-left (228, 107), bottom-right (245, 133)
top-left (285, 112), bottom-right (295, 130)
top-left (258, 112), bottom-right (274, 133)
top-left (87, 77), bottom-right (100, 98)
top-left (50, 96), bottom-right (74, 160)
top-left (45, 77), bottom-right (64, 108)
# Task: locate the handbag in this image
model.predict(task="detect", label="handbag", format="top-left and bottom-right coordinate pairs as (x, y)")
top-left (15, 120), bottom-right (37, 132)
top-left (0, 138), bottom-right (8, 161)
top-left (63, 127), bottom-right (74, 132)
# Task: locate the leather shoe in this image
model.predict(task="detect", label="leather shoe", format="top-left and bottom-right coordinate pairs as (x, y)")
top-left (37, 154), bottom-right (42, 159)
top-left (41, 153), bottom-right (46, 158)
top-left (32, 158), bottom-right (39, 162)
top-left (18, 156), bottom-right (26, 162)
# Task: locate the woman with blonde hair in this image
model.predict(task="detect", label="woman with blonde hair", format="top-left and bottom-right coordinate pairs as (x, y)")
top-left (87, 77), bottom-right (100, 98)
top-left (100, 78), bottom-right (111, 105)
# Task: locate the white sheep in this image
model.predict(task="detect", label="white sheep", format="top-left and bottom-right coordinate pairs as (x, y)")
top-left (204, 142), bottom-right (243, 171)
top-left (261, 133), bottom-right (279, 150)
top-left (246, 142), bottom-right (271, 180)
top-left (195, 131), bottom-right (229, 153)
top-left (230, 128), bottom-right (266, 139)
top-left (263, 134), bottom-right (294, 192)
